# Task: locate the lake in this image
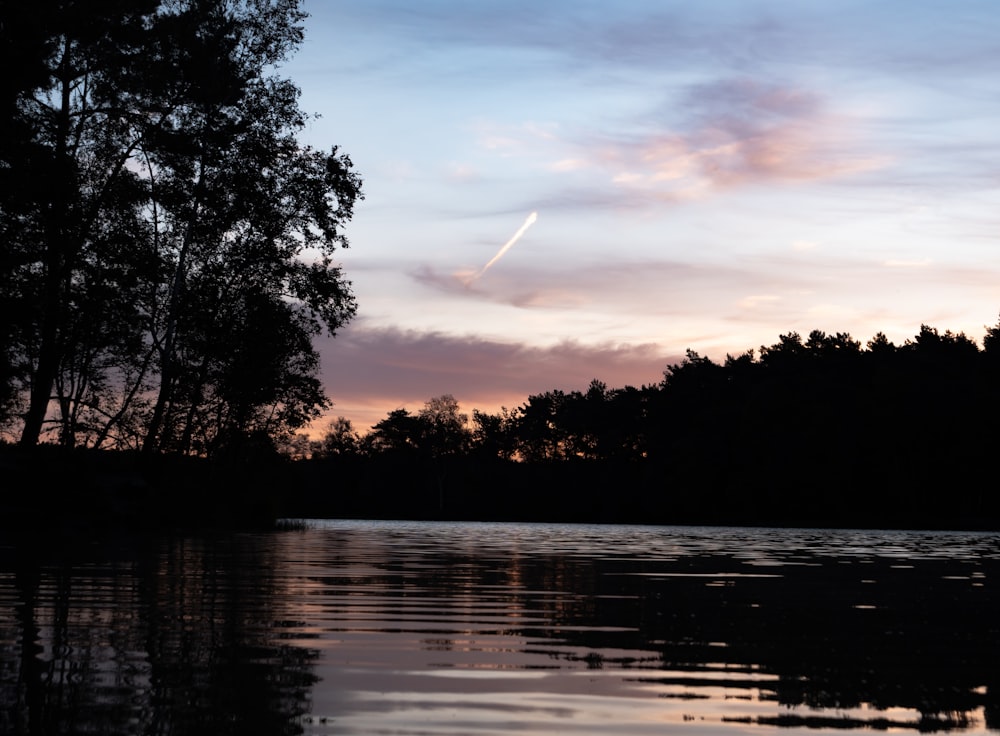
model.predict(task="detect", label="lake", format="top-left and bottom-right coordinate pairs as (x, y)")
top-left (1, 520), bottom-right (999, 735)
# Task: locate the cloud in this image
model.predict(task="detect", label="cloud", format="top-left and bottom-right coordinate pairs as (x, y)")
top-left (330, 2), bottom-right (784, 77)
top-left (314, 250), bottom-right (1000, 432)
top-left (471, 77), bottom-right (886, 211)
top-left (738, 294), bottom-right (782, 310)
top-left (334, 2), bottom-right (1000, 89)
top-left (446, 163), bottom-right (480, 182)
top-left (605, 79), bottom-right (886, 196)
top-left (550, 158), bottom-right (589, 172)
top-left (315, 324), bottom-right (676, 430)
top-left (411, 262), bottom-right (593, 311)
top-left (410, 265), bottom-right (476, 295)
top-left (411, 255), bottom-right (803, 317)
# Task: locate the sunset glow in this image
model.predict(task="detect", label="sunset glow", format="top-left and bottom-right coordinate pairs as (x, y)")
top-left (286, 1), bottom-right (1000, 430)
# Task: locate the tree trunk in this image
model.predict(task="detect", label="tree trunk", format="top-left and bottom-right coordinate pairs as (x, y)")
top-left (19, 40), bottom-right (74, 447)
top-left (142, 167), bottom-right (205, 455)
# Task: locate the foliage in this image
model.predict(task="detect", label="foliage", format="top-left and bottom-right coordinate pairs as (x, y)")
top-left (313, 416), bottom-right (360, 458)
top-left (418, 394), bottom-right (469, 457)
top-left (1, 0), bottom-right (362, 454)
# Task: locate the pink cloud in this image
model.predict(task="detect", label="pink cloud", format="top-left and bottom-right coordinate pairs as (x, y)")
top-left (409, 257), bottom-right (794, 318)
top-left (314, 325), bottom-right (678, 430)
top-left (468, 79), bottom-right (886, 213)
top-left (602, 79), bottom-right (885, 196)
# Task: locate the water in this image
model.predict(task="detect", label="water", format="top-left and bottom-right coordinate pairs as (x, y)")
top-left (2, 521), bottom-right (999, 735)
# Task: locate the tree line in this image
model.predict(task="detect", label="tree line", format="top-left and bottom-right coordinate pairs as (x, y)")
top-left (290, 323), bottom-right (1000, 528)
top-left (1, 0), bottom-right (361, 457)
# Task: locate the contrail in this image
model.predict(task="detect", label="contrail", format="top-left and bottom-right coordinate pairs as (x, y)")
top-left (463, 211), bottom-right (538, 285)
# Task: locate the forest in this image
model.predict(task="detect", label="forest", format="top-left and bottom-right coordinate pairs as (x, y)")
top-left (289, 323), bottom-right (1000, 530)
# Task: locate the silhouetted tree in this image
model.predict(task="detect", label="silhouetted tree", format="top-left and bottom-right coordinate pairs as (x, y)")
top-left (601, 384), bottom-right (652, 461)
top-left (315, 416), bottom-right (361, 458)
top-left (2, 1), bottom-right (362, 453)
top-left (757, 332), bottom-right (806, 371)
top-left (367, 408), bottom-right (423, 455)
top-left (417, 394), bottom-right (469, 509)
top-left (287, 320), bottom-right (1000, 528)
top-left (418, 394), bottom-right (469, 457)
top-left (515, 390), bottom-right (571, 461)
top-left (983, 315), bottom-right (1000, 356)
top-left (1, 0), bottom-right (161, 445)
top-left (138, 1), bottom-right (360, 455)
top-left (866, 331), bottom-right (896, 356)
top-left (805, 329), bottom-right (861, 357)
top-left (471, 407), bottom-right (518, 461)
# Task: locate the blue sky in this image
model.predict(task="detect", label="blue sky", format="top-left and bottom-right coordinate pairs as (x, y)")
top-left (284, 0), bottom-right (1000, 430)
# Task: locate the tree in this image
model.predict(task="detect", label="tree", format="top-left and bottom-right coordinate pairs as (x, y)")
top-left (514, 390), bottom-right (568, 461)
top-left (1, 0), bottom-right (161, 445)
top-left (363, 397), bottom-right (471, 511)
top-left (417, 394), bottom-right (469, 457)
top-left (471, 407), bottom-right (518, 461)
top-left (366, 408), bottom-right (423, 455)
top-left (661, 349), bottom-right (724, 392)
top-left (315, 416), bottom-right (360, 458)
top-left (366, 398), bottom-right (470, 457)
top-left (805, 330), bottom-right (861, 357)
top-left (757, 332), bottom-right (806, 370)
top-left (416, 395), bottom-right (469, 511)
top-left (139, 2), bottom-right (361, 454)
top-left (2, 1), bottom-right (362, 453)
top-left (984, 315), bottom-right (1000, 355)
top-left (866, 332), bottom-right (896, 355)
top-left (134, 1), bottom-right (361, 455)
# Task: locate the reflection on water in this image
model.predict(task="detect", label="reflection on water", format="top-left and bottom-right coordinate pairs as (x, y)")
top-left (0, 534), bottom-right (317, 736)
top-left (1, 522), bottom-right (999, 735)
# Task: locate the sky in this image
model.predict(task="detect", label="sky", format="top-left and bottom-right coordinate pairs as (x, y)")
top-left (283, 0), bottom-right (1000, 432)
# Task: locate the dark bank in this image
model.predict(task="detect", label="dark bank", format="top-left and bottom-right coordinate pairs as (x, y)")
top-left (6, 323), bottom-right (1000, 532)
top-left (287, 324), bottom-right (1000, 531)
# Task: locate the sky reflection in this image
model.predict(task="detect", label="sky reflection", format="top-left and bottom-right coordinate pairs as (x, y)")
top-left (2, 523), bottom-right (997, 735)
top-left (283, 522), bottom-right (1000, 735)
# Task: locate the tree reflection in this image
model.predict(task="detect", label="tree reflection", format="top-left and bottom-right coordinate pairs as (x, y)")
top-left (302, 530), bottom-right (1000, 732)
top-left (624, 552), bottom-right (1000, 730)
top-left (0, 535), bottom-right (317, 735)
top-left (2, 525), bottom-right (998, 734)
